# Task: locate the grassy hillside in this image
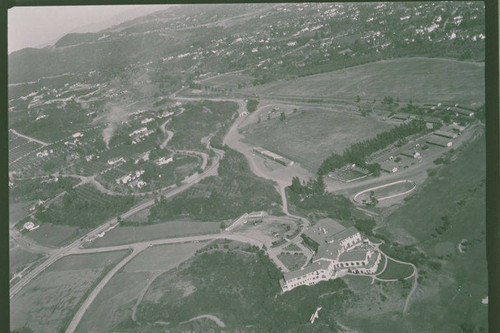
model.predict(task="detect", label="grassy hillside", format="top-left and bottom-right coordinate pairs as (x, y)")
top-left (360, 134), bottom-right (487, 332)
top-left (244, 58), bottom-right (484, 105)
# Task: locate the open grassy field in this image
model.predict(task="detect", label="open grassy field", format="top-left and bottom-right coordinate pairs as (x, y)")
top-left (77, 243), bottom-right (206, 332)
top-left (9, 247), bottom-right (43, 277)
top-left (242, 106), bottom-right (393, 172)
top-left (9, 200), bottom-right (35, 225)
top-left (244, 58), bottom-right (484, 105)
top-left (10, 250), bottom-right (129, 333)
top-left (199, 72), bottom-right (254, 89)
top-left (377, 257), bottom-right (414, 280)
top-left (26, 223), bottom-right (89, 248)
top-left (124, 243), bottom-right (207, 273)
top-left (75, 271), bottom-right (153, 333)
top-left (90, 221), bottom-right (221, 247)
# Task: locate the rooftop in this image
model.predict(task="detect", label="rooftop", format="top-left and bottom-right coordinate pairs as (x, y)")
top-left (332, 227), bottom-right (360, 242)
top-left (283, 260), bottom-right (329, 281)
top-left (304, 219), bottom-right (346, 244)
top-left (313, 242), bottom-right (341, 262)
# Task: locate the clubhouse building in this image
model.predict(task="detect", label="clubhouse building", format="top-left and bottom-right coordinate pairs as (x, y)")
top-left (279, 226), bottom-right (381, 292)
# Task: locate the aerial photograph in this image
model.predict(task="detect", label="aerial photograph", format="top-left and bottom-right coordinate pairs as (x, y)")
top-left (8, 2), bottom-right (487, 332)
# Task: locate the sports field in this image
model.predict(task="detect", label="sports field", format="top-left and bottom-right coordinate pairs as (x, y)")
top-left (244, 58), bottom-right (484, 105)
top-left (10, 250), bottom-right (129, 333)
top-left (242, 106), bottom-right (393, 172)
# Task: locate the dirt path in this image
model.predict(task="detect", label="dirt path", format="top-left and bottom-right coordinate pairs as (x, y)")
top-left (131, 271), bottom-right (162, 321)
top-left (181, 314), bottom-right (226, 328)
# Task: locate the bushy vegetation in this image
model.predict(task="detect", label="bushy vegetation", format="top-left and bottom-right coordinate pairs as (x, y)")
top-left (318, 119), bottom-right (429, 175)
top-left (9, 177), bottom-right (78, 202)
top-left (287, 177), bottom-right (355, 221)
top-left (246, 99), bottom-right (259, 113)
top-left (133, 249), bottom-right (351, 331)
top-left (168, 101), bottom-right (237, 150)
top-left (35, 187), bottom-right (135, 228)
top-left (148, 149), bottom-right (280, 222)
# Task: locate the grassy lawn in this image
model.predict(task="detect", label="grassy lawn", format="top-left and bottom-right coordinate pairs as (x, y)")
top-left (242, 106), bottom-right (393, 172)
top-left (90, 221), bottom-right (221, 248)
top-left (377, 257), bottom-right (413, 280)
top-left (10, 250), bottom-right (129, 333)
top-left (277, 252), bottom-right (307, 271)
top-left (245, 57), bottom-right (484, 105)
top-left (124, 243), bottom-right (207, 273)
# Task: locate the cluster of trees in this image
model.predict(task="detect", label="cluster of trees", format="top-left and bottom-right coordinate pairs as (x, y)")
top-left (318, 119), bottom-right (429, 175)
top-left (148, 149), bottom-right (280, 222)
top-left (246, 99), bottom-right (259, 113)
top-left (289, 176), bottom-right (325, 196)
top-left (10, 177), bottom-right (76, 202)
top-left (188, 82), bottom-right (232, 93)
top-left (35, 188), bottom-right (135, 228)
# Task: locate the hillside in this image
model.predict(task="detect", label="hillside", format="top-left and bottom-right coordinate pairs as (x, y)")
top-left (242, 57), bottom-right (484, 106)
top-left (8, 2), bottom-right (484, 84)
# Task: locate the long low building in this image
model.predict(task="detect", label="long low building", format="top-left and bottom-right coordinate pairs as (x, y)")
top-left (253, 147), bottom-right (294, 166)
top-left (426, 137), bottom-right (453, 147)
top-left (434, 130), bottom-right (458, 139)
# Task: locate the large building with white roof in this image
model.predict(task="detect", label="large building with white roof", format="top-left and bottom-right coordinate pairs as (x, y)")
top-left (280, 225), bottom-right (381, 293)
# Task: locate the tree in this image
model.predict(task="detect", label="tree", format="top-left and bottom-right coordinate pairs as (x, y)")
top-left (279, 112), bottom-right (286, 121)
top-left (220, 222), bottom-right (226, 229)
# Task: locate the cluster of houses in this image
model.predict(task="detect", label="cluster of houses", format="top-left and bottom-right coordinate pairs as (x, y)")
top-left (36, 149), bottom-right (54, 158)
top-left (280, 223), bottom-right (381, 293)
top-left (115, 170), bottom-right (147, 189)
top-left (129, 127), bottom-right (154, 144)
top-left (22, 221), bottom-right (39, 232)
